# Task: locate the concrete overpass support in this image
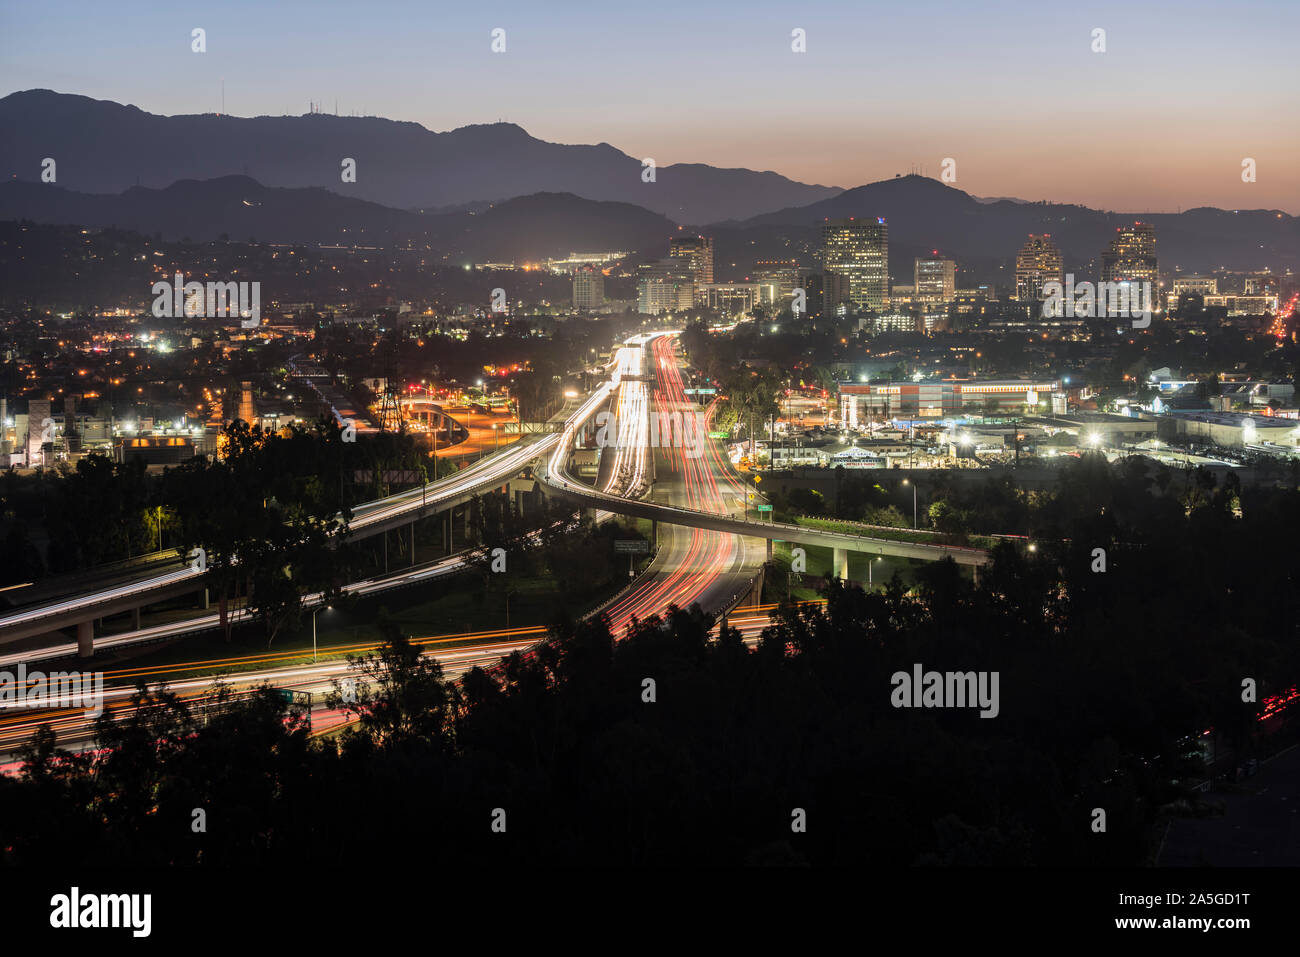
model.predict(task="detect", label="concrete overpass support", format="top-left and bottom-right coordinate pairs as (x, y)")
top-left (833, 547), bottom-right (849, 581)
top-left (77, 620), bottom-right (93, 658)
top-left (132, 606), bottom-right (142, 630)
top-left (410, 522), bottom-right (417, 567)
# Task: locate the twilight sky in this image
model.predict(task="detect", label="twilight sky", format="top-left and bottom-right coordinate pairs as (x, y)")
top-left (2, 0), bottom-right (1297, 213)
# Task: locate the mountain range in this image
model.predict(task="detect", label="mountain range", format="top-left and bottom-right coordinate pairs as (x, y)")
top-left (0, 176), bottom-right (677, 262)
top-left (1, 90), bottom-right (1297, 276)
top-left (0, 90), bottom-right (838, 225)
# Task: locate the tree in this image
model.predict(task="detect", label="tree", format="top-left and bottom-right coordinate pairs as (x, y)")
top-left (329, 614), bottom-right (453, 749)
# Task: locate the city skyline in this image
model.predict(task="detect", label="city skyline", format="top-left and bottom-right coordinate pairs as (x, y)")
top-left (1, 0), bottom-right (1297, 213)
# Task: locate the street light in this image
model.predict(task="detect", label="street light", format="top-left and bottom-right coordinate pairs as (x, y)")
top-left (312, 605), bottom-right (330, 662)
top-left (902, 478), bottom-right (917, 529)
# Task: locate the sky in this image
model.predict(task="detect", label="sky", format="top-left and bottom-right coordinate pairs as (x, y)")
top-left (2, 0), bottom-right (1297, 213)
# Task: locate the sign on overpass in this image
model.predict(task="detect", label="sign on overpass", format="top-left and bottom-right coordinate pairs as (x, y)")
top-left (354, 469), bottom-right (423, 484)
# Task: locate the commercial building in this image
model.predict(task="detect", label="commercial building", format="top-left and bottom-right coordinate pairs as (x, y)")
top-left (821, 218), bottom-right (889, 311)
top-left (1160, 411), bottom-right (1299, 448)
top-left (1101, 222), bottom-right (1159, 294)
top-left (914, 256), bottom-right (956, 303)
top-left (698, 282), bottom-right (777, 316)
top-left (637, 260), bottom-right (694, 315)
top-left (838, 378), bottom-right (1062, 425)
top-left (1013, 235), bottom-right (1063, 302)
top-left (572, 266), bottom-right (605, 311)
top-left (753, 260), bottom-right (802, 304)
top-left (1203, 294), bottom-right (1278, 315)
top-left (668, 235), bottom-right (714, 290)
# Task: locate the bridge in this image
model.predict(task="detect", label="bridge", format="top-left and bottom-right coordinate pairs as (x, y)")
top-left (533, 352), bottom-right (990, 573)
top-left (0, 432), bottom-right (562, 653)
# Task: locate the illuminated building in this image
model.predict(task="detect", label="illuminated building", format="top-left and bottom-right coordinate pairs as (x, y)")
top-left (914, 256), bottom-right (956, 303)
top-left (1101, 223), bottom-right (1158, 295)
top-left (668, 235), bottom-right (714, 289)
top-left (821, 218), bottom-right (888, 311)
top-left (1013, 235), bottom-right (1063, 302)
top-left (572, 265), bottom-right (605, 311)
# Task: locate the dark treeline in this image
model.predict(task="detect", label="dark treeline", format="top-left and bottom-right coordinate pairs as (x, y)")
top-left (3, 453), bottom-right (1298, 866)
top-left (769, 454), bottom-right (1300, 543)
top-left (0, 421), bottom-right (433, 644)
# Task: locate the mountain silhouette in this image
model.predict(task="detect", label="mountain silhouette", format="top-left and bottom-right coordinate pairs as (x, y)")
top-left (0, 90), bottom-right (840, 224)
top-left (0, 176), bottom-right (678, 260)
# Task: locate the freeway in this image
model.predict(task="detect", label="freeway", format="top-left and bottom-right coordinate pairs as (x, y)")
top-left (0, 332), bottom-right (776, 762)
top-left (0, 430), bottom-right (561, 646)
top-left (591, 333), bottom-right (767, 633)
top-left (0, 548), bottom-right (478, 668)
top-left (0, 595), bottom-right (803, 764)
top-left (541, 421), bottom-right (989, 567)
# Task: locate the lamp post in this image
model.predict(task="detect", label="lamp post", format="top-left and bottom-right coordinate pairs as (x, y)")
top-left (902, 478), bottom-right (917, 529)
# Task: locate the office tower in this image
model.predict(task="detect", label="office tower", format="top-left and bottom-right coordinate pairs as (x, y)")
top-left (669, 235), bottom-right (714, 287)
top-left (821, 218), bottom-right (889, 311)
top-left (637, 260), bottom-right (694, 315)
top-left (914, 256), bottom-right (956, 302)
top-left (753, 260), bottom-right (802, 303)
top-left (572, 266), bottom-right (605, 311)
top-left (1101, 223), bottom-right (1158, 290)
top-left (1013, 235), bottom-right (1064, 302)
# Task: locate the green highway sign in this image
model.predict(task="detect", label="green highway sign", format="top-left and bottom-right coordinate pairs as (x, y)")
top-left (756, 505), bottom-right (773, 512)
top-left (614, 539), bottom-right (651, 554)
top-left (708, 431), bottom-right (729, 439)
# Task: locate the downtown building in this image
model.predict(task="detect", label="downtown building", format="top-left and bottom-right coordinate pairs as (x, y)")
top-left (637, 260), bottom-right (695, 315)
top-left (753, 260), bottom-right (802, 306)
top-left (821, 217), bottom-right (889, 312)
top-left (698, 282), bottom-right (777, 317)
top-left (1013, 235), bottom-right (1064, 303)
top-left (669, 235), bottom-right (714, 299)
top-left (913, 256), bottom-right (956, 303)
top-left (572, 265), bottom-right (605, 312)
top-left (1100, 223), bottom-right (1159, 308)
top-left (837, 378), bottom-right (1062, 426)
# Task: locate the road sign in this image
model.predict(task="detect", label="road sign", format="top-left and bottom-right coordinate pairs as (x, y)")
top-left (707, 431), bottom-right (729, 439)
top-left (614, 539), bottom-right (650, 554)
top-left (755, 505), bottom-right (773, 512)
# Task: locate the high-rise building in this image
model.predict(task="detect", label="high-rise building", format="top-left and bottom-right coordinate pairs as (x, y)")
top-left (821, 218), bottom-right (888, 311)
top-left (1101, 223), bottom-right (1158, 292)
top-left (753, 260), bottom-right (802, 304)
top-left (637, 260), bottom-right (694, 315)
top-left (572, 266), bottom-right (605, 311)
top-left (1013, 235), bottom-right (1064, 302)
top-left (669, 235), bottom-right (714, 290)
top-left (914, 256), bottom-right (956, 302)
